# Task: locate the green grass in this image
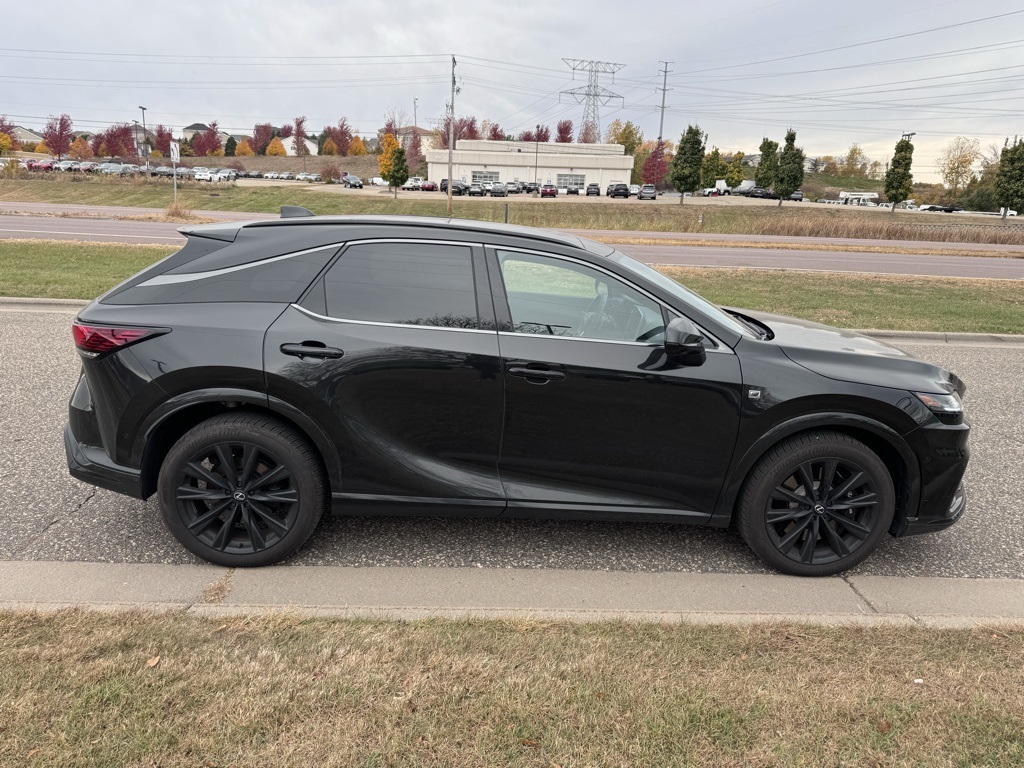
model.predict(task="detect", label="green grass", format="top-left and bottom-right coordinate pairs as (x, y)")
top-left (2, 241), bottom-right (1021, 333)
top-left (1, 611), bottom-right (1021, 767)
top-left (4, 176), bottom-right (1024, 243)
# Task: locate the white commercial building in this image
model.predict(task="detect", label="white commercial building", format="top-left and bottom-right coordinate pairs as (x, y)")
top-left (425, 139), bottom-right (633, 188)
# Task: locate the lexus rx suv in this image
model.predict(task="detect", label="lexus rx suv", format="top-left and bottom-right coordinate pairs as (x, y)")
top-left (65, 210), bottom-right (969, 575)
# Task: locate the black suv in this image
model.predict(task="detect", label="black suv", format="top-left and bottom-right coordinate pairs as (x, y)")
top-left (608, 183), bottom-right (630, 198)
top-left (65, 211), bottom-right (969, 574)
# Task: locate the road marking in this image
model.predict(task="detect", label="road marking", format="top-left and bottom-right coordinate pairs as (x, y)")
top-left (0, 227), bottom-right (184, 241)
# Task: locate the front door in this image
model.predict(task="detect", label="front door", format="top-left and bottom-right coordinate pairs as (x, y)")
top-left (490, 247), bottom-right (742, 519)
top-left (264, 240), bottom-right (505, 515)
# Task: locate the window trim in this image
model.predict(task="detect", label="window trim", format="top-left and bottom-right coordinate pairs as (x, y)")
top-left (309, 238), bottom-right (492, 333)
top-left (488, 245), bottom-right (732, 354)
top-left (138, 242), bottom-right (345, 287)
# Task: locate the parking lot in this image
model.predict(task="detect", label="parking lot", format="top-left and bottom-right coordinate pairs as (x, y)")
top-left (2, 305), bottom-right (1022, 578)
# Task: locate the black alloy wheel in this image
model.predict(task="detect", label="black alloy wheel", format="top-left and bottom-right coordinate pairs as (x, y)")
top-left (158, 414), bottom-right (325, 566)
top-left (738, 431), bottom-right (894, 576)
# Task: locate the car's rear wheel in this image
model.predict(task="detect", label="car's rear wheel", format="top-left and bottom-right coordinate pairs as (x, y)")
top-left (737, 431), bottom-right (894, 576)
top-left (157, 414), bottom-right (325, 567)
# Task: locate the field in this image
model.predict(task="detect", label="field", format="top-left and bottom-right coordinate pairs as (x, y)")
top-left (2, 176), bottom-right (1024, 243)
top-left (3, 240), bottom-right (1021, 333)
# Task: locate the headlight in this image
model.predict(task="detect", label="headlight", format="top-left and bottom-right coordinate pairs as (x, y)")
top-left (914, 391), bottom-right (963, 415)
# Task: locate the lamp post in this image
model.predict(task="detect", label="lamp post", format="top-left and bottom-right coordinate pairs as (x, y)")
top-left (901, 131), bottom-right (916, 142)
top-left (534, 124), bottom-right (540, 190)
top-left (138, 106), bottom-right (148, 171)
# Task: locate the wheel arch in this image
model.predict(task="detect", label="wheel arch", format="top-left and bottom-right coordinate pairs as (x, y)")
top-left (134, 388), bottom-right (342, 499)
top-left (711, 412), bottom-right (920, 535)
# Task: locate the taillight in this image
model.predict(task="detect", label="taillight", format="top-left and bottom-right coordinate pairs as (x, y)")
top-left (72, 323), bottom-right (165, 357)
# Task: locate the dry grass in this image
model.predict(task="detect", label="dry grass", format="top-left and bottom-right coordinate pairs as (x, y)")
top-left (0, 207), bottom-right (213, 224)
top-left (594, 235), bottom-right (1024, 259)
top-left (0, 610), bottom-right (1021, 767)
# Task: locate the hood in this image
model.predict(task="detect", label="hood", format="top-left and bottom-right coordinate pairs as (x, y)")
top-left (730, 308), bottom-right (965, 396)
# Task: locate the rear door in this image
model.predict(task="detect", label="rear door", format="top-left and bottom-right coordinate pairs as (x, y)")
top-left (264, 238), bottom-right (505, 516)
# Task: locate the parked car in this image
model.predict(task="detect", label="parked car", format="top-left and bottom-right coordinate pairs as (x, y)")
top-left (789, 190), bottom-right (804, 202)
top-left (638, 184), bottom-right (657, 200)
top-left (449, 180), bottom-right (469, 196)
top-left (748, 187), bottom-right (779, 199)
top-left (489, 183), bottom-right (507, 197)
top-left (608, 183), bottom-right (630, 199)
top-left (264, 172), bottom-right (280, 180)
top-left (342, 175), bottom-right (363, 188)
top-left (194, 169), bottom-right (214, 182)
top-left (468, 183), bottom-right (486, 196)
top-left (505, 182), bottom-right (521, 194)
top-left (78, 161), bottom-right (100, 173)
top-left (279, 172), bottom-right (295, 181)
top-left (370, 176), bottom-right (387, 186)
top-left (628, 185), bottom-right (640, 197)
top-left (521, 181), bottom-right (539, 193)
top-left (34, 160), bottom-right (57, 171)
top-left (212, 169), bottom-right (236, 182)
top-left (421, 180), bottom-right (437, 191)
top-left (120, 164), bottom-right (141, 175)
top-left (55, 160), bottom-right (78, 172)
top-left (401, 178), bottom-right (420, 190)
top-left (540, 183), bottom-right (557, 197)
top-left (296, 173), bottom-right (311, 182)
top-left (100, 164), bottom-right (123, 175)
top-left (64, 212), bottom-right (970, 576)
top-left (585, 183), bottom-right (601, 196)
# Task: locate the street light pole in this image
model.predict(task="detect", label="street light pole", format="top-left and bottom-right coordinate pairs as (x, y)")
top-left (534, 124), bottom-right (541, 188)
top-left (138, 106), bottom-right (148, 171)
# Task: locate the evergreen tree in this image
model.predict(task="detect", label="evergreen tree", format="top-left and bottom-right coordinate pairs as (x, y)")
top-left (670, 125), bottom-right (705, 203)
top-left (996, 138), bottom-right (1024, 220)
top-left (224, 136), bottom-right (237, 157)
top-left (725, 151), bottom-right (745, 188)
top-left (883, 138), bottom-right (915, 213)
top-left (384, 146), bottom-right (410, 199)
top-left (775, 129), bottom-right (805, 206)
top-left (755, 137), bottom-right (779, 189)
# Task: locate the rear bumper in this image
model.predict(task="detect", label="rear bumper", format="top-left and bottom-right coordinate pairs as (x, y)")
top-left (64, 423), bottom-right (144, 499)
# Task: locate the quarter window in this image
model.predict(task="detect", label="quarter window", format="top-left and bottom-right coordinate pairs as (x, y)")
top-left (497, 251), bottom-right (665, 343)
top-left (324, 242), bottom-right (480, 329)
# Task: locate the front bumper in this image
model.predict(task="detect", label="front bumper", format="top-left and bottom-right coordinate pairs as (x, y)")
top-left (901, 482), bottom-right (966, 535)
top-left (64, 422), bottom-right (144, 499)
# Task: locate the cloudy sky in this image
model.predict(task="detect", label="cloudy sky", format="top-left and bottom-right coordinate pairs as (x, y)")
top-left (4, 0), bottom-right (1023, 181)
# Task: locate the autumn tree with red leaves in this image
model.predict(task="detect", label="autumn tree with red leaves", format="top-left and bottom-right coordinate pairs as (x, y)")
top-left (90, 124), bottom-right (135, 157)
top-left (555, 120), bottom-right (574, 143)
top-left (437, 116), bottom-right (480, 149)
top-left (292, 116), bottom-right (309, 156)
top-left (487, 123), bottom-right (504, 141)
top-left (535, 125), bottom-right (551, 143)
top-left (278, 124), bottom-right (293, 140)
top-left (517, 129), bottom-right (536, 143)
top-left (408, 131), bottom-right (422, 162)
top-left (42, 114), bottom-right (74, 158)
top-left (0, 115), bottom-right (17, 146)
top-left (642, 140), bottom-right (669, 186)
top-left (578, 122), bottom-right (598, 144)
top-left (152, 125), bottom-right (173, 156)
top-left (326, 118), bottom-right (352, 156)
top-left (192, 122), bottom-right (223, 157)
top-left (251, 123), bottom-right (273, 155)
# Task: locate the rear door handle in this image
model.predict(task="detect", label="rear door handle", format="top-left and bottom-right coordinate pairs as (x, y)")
top-left (280, 342), bottom-right (345, 360)
top-left (507, 366), bottom-right (566, 384)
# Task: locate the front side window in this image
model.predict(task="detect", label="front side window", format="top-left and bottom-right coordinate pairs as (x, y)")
top-left (324, 242), bottom-right (479, 329)
top-left (497, 250), bottom-right (665, 343)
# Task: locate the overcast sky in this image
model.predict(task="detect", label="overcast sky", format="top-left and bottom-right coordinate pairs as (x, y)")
top-left (5, 0), bottom-right (1023, 181)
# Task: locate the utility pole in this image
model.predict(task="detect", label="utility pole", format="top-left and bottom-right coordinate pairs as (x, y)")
top-left (413, 97), bottom-right (418, 130)
top-left (534, 125), bottom-right (540, 188)
top-left (656, 61), bottom-right (672, 143)
top-left (447, 55), bottom-right (456, 215)
top-left (138, 106), bottom-right (148, 171)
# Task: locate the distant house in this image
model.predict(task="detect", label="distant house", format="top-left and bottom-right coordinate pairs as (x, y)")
top-left (182, 123), bottom-right (211, 141)
top-left (395, 125), bottom-right (436, 154)
top-left (803, 157), bottom-right (819, 173)
top-left (13, 126), bottom-right (43, 146)
top-left (272, 135), bottom-right (319, 156)
top-left (744, 153), bottom-right (761, 168)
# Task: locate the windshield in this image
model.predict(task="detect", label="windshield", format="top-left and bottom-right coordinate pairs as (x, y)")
top-left (607, 250), bottom-right (756, 339)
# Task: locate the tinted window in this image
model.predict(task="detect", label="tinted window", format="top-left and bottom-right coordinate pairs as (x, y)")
top-left (497, 250), bottom-right (665, 343)
top-left (325, 242), bottom-right (479, 329)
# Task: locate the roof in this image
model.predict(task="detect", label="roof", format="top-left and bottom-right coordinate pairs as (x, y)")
top-left (180, 213), bottom-right (614, 255)
top-left (183, 123), bottom-right (210, 131)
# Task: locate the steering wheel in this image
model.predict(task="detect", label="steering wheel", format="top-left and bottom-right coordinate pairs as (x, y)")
top-left (578, 290), bottom-right (609, 337)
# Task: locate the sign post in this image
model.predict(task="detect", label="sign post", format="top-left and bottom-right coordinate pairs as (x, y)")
top-left (169, 141), bottom-right (180, 206)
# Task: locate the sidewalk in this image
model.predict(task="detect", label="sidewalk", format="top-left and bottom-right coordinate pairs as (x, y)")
top-left (2, 561), bottom-right (1022, 628)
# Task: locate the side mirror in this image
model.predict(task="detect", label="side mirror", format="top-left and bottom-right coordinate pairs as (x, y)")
top-left (665, 316), bottom-right (706, 366)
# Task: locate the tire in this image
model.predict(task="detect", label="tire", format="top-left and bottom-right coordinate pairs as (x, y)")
top-left (737, 431), bottom-right (894, 577)
top-left (157, 414), bottom-right (326, 567)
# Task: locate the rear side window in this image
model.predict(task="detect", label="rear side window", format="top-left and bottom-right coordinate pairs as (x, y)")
top-left (324, 242), bottom-right (479, 329)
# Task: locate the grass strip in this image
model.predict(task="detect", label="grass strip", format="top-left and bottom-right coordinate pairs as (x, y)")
top-left (0, 611), bottom-right (1021, 767)
top-left (2, 241), bottom-right (1021, 333)
top-left (4, 177), bottom-right (1024, 244)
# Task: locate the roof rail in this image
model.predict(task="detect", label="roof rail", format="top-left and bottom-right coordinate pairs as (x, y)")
top-left (280, 206), bottom-right (315, 218)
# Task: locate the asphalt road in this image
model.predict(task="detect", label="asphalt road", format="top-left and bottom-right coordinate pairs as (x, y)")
top-left (1, 209), bottom-right (1022, 278)
top-left (1, 304), bottom-right (1021, 578)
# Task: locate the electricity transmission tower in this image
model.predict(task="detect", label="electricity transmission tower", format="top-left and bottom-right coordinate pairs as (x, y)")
top-left (560, 59), bottom-right (625, 141)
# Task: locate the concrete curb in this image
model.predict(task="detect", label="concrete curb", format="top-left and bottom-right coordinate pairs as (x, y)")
top-left (1, 297), bottom-right (1021, 345)
top-left (1, 562), bottom-right (1022, 629)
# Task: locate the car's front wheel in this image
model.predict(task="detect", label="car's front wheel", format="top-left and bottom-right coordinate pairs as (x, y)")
top-left (737, 431), bottom-right (894, 576)
top-left (157, 414), bottom-right (326, 567)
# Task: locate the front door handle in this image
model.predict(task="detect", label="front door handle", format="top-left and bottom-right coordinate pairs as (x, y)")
top-left (280, 342), bottom-right (345, 360)
top-left (507, 366), bottom-right (566, 384)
